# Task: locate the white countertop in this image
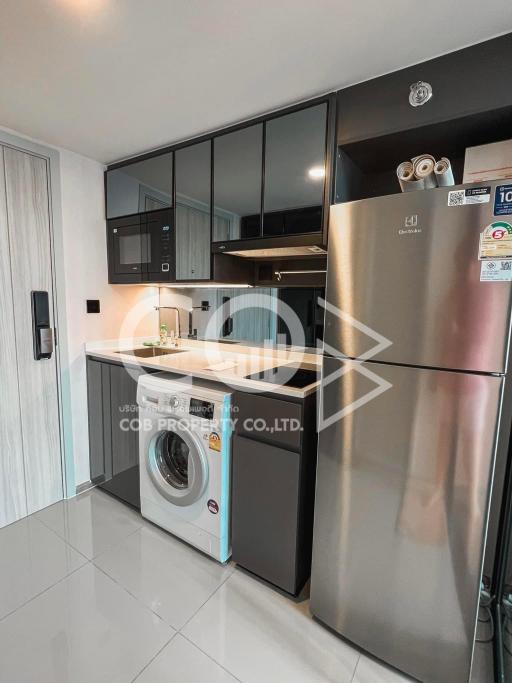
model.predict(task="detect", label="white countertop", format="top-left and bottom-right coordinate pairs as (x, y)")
top-left (85, 338), bottom-right (321, 398)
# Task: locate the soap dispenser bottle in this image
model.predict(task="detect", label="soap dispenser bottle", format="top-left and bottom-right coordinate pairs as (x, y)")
top-left (159, 323), bottom-right (168, 346)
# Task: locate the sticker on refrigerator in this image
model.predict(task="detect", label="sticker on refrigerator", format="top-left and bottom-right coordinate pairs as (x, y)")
top-left (479, 221), bottom-right (512, 260)
top-left (480, 260), bottom-right (512, 282)
top-left (448, 186), bottom-right (491, 206)
top-left (494, 184), bottom-right (512, 216)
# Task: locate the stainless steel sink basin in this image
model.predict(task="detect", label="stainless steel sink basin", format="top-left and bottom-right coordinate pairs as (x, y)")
top-left (115, 347), bottom-right (185, 358)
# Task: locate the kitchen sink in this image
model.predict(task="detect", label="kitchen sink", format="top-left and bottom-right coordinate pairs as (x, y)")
top-left (115, 347), bottom-right (185, 358)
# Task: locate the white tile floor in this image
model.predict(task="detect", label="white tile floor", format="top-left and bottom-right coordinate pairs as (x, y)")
top-left (0, 488), bottom-right (493, 682)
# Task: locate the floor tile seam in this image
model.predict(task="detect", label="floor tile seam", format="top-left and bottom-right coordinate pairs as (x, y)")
top-left (88, 522), bottom-right (145, 560)
top-left (91, 561), bottom-right (176, 630)
top-left (178, 631), bottom-right (244, 683)
top-left (177, 564), bottom-right (237, 634)
top-left (129, 631), bottom-right (178, 682)
top-left (35, 509), bottom-right (143, 561)
top-left (31, 516), bottom-right (92, 564)
top-left (0, 559), bottom-right (90, 625)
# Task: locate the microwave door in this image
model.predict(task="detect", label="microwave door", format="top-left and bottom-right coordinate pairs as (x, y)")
top-left (112, 220), bottom-right (144, 281)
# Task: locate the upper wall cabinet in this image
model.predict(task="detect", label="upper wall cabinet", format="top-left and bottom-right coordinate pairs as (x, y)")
top-left (263, 103), bottom-right (327, 237)
top-left (106, 152), bottom-right (173, 219)
top-left (175, 141), bottom-right (211, 281)
top-left (211, 99), bottom-right (331, 250)
top-left (105, 95), bottom-right (334, 277)
top-left (335, 34), bottom-right (512, 203)
top-left (213, 124), bottom-right (263, 242)
top-left (337, 35), bottom-right (512, 146)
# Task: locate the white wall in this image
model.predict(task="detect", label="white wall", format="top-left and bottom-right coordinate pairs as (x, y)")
top-left (59, 149), bottom-right (158, 486)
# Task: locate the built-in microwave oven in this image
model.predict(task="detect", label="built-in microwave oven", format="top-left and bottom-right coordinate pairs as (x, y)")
top-left (107, 208), bottom-right (173, 284)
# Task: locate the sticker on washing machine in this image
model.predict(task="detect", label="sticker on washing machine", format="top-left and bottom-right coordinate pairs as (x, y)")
top-left (479, 221), bottom-right (512, 260)
top-left (480, 259), bottom-right (512, 281)
top-left (494, 184), bottom-right (512, 216)
top-left (207, 499), bottom-right (219, 514)
top-left (208, 431), bottom-right (221, 452)
top-left (448, 186), bottom-right (491, 206)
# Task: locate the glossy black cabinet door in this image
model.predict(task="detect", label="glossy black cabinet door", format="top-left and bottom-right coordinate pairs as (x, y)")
top-left (213, 124), bottom-right (263, 242)
top-left (231, 391), bottom-right (318, 596)
top-left (87, 357), bottom-right (160, 510)
top-left (231, 434), bottom-right (302, 594)
top-left (106, 152), bottom-right (173, 219)
top-left (175, 141), bottom-right (211, 280)
top-left (263, 103), bottom-right (327, 236)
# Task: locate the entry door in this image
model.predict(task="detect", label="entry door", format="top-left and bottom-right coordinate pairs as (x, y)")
top-left (0, 148), bottom-right (26, 526)
top-left (0, 145), bottom-right (62, 525)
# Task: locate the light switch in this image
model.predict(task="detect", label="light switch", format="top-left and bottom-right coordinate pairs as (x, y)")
top-left (86, 299), bottom-right (100, 314)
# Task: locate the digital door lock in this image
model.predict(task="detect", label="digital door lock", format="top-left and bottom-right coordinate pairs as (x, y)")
top-left (31, 291), bottom-right (54, 360)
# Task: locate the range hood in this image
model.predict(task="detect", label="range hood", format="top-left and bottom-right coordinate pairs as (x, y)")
top-left (224, 245), bottom-right (326, 258)
top-left (212, 233), bottom-right (327, 259)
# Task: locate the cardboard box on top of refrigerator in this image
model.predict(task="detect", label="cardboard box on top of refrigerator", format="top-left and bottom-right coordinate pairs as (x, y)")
top-left (463, 139), bottom-right (512, 184)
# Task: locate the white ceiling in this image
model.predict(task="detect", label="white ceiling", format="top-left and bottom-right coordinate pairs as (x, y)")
top-left (0, 0), bottom-right (510, 164)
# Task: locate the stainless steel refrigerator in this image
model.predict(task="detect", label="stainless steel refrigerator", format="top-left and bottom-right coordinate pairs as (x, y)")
top-left (310, 182), bottom-right (512, 683)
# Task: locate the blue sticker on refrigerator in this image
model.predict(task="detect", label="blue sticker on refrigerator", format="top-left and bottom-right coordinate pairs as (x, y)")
top-left (494, 184), bottom-right (512, 216)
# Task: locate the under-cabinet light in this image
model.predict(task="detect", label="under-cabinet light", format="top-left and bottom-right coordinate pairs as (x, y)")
top-left (158, 283), bottom-right (253, 289)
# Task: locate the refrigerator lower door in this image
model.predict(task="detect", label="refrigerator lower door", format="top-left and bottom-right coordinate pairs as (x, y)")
top-left (310, 357), bottom-right (504, 683)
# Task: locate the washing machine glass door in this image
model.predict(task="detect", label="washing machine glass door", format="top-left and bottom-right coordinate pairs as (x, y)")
top-left (148, 423), bottom-right (208, 506)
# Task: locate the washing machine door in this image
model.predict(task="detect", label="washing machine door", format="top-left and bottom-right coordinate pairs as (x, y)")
top-left (147, 421), bottom-right (208, 506)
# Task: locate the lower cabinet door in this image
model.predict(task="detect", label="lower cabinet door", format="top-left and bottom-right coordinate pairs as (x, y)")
top-left (231, 434), bottom-right (301, 594)
top-left (86, 359), bottom-right (106, 482)
top-left (104, 364), bottom-right (143, 509)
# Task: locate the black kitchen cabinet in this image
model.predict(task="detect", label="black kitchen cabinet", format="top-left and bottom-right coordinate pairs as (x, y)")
top-left (336, 34), bottom-right (512, 203)
top-left (106, 95), bottom-right (335, 270)
top-left (231, 391), bottom-right (318, 595)
top-left (263, 103), bottom-right (327, 237)
top-left (212, 98), bottom-right (334, 255)
top-left (337, 35), bottom-right (512, 146)
top-left (106, 152), bottom-right (173, 219)
top-left (213, 124), bottom-right (263, 242)
top-left (87, 358), bottom-right (110, 482)
top-left (87, 357), bottom-right (156, 509)
top-left (175, 140), bottom-right (212, 281)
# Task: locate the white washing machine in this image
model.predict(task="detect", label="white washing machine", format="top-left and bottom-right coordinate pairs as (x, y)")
top-left (137, 373), bottom-right (233, 563)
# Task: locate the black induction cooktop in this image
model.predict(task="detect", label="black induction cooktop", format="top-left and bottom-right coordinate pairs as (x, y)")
top-left (244, 363), bottom-right (319, 389)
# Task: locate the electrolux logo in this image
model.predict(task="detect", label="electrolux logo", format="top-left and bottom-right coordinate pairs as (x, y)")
top-left (398, 214), bottom-right (421, 235)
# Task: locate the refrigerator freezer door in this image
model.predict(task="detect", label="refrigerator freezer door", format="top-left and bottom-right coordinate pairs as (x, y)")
top-left (310, 357), bottom-right (504, 683)
top-left (326, 184), bottom-right (512, 373)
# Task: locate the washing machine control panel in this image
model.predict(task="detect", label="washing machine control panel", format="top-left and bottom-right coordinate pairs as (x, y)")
top-left (158, 394), bottom-right (187, 413)
top-left (150, 392), bottom-right (217, 423)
